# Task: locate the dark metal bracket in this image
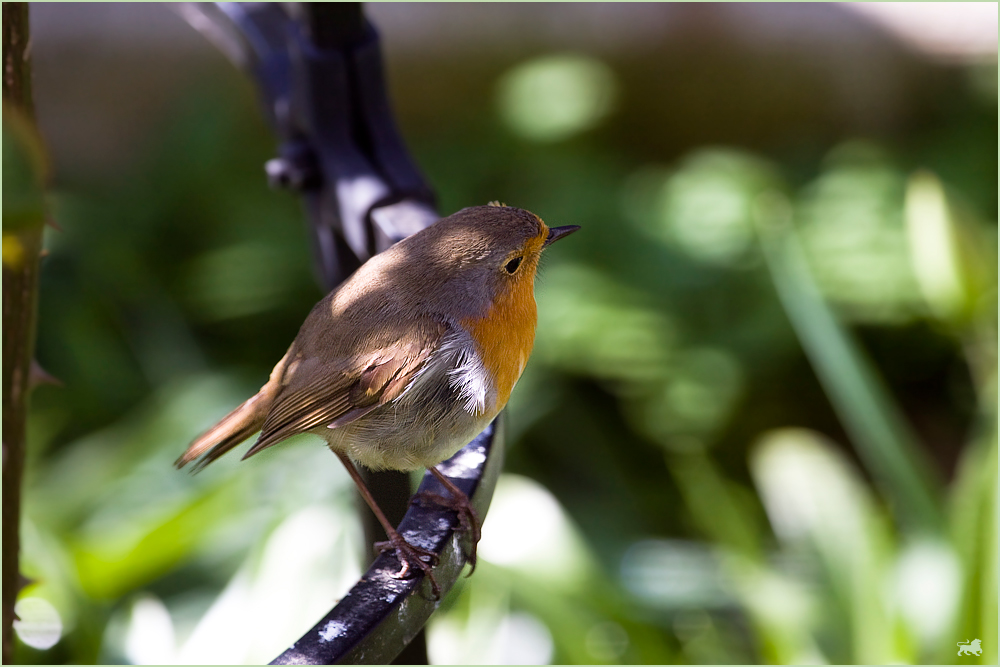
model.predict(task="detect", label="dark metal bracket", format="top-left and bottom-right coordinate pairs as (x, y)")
top-left (179, 1), bottom-right (438, 287)
top-left (177, 3), bottom-right (503, 663)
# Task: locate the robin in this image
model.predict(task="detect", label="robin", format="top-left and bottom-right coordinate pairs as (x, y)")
top-left (175, 203), bottom-right (578, 597)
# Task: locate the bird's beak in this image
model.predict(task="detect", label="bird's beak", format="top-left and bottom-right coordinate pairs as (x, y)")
top-left (544, 225), bottom-right (581, 247)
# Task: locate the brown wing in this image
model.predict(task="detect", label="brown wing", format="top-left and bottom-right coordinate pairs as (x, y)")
top-left (241, 321), bottom-right (445, 459)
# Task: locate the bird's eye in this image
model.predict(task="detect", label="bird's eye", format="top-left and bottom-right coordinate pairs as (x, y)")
top-left (504, 256), bottom-right (523, 274)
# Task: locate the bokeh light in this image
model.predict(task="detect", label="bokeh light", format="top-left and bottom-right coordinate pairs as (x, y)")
top-left (478, 474), bottom-right (591, 583)
top-left (13, 598), bottom-right (63, 651)
top-left (497, 54), bottom-right (617, 142)
top-left (797, 142), bottom-right (923, 323)
top-left (429, 607), bottom-right (554, 665)
top-left (630, 150), bottom-right (778, 266)
top-left (620, 540), bottom-right (731, 610)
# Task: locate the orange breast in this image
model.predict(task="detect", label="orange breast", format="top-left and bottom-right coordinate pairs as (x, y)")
top-left (461, 271), bottom-right (537, 414)
top-left (460, 228), bottom-right (548, 414)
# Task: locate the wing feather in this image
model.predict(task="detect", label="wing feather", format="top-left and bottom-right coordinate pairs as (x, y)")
top-left (241, 320), bottom-right (445, 459)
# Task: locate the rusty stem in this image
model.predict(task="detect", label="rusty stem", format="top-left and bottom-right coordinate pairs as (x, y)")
top-left (2, 3), bottom-right (41, 663)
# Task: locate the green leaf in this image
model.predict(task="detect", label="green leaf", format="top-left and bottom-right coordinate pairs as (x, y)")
top-left (71, 482), bottom-right (241, 600)
top-left (753, 192), bottom-right (943, 533)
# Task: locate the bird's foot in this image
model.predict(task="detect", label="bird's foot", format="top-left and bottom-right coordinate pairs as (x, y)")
top-left (374, 532), bottom-right (441, 599)
top-left (413, 486), bottom-right (481, 574)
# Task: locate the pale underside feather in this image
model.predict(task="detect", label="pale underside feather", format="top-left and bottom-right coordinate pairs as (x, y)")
top-left (437, 328), bottom-right (492, 416)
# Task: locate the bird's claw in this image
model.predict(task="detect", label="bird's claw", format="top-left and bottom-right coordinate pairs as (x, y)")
top-left (413, 490), bottom-right (481, 574)
top-left (374, 535), bottom-right (441, 599)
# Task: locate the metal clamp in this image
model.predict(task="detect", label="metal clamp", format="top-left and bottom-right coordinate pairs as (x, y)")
top-left (181, 2), bottom-right (438, 289)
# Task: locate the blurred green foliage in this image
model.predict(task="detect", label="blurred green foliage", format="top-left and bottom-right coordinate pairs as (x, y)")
top-left (11, 14), bottom-right (997, 666)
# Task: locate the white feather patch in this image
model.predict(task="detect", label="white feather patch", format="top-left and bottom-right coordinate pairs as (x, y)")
top-left (394, 326), bottom-right (492, 417)
top-left (440, 331), bottom-right (491, 416)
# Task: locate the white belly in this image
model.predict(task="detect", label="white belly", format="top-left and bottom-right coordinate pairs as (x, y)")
top-left (313, 327), bottom-right (497, 471)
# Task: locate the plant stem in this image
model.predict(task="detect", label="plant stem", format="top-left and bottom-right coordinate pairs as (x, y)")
top-left (3, 3), bottom-right (40, 662)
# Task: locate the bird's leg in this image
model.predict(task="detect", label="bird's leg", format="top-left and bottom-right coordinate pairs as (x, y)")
top-left (413, 467), bottom-right (481, 574)
top-left (335, 452), bottom-right (440, 598)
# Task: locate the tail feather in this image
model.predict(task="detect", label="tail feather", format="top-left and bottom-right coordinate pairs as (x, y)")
top-left (175, 391), bottom-right (270, 471)
top-left (177, 347), bottom-right (296, 472)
